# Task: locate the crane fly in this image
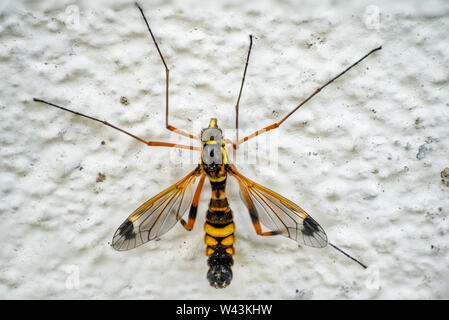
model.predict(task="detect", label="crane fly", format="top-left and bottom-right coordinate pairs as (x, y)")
top-left (33, 2), bottom-right (381, 288)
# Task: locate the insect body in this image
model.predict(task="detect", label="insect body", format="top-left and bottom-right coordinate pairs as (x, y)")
top-left (33, 3), bottom-right (381, 288)
top-left (109, 116), bottom-right (328, 288)
top-left (200, 120), bottom-right (235, 288)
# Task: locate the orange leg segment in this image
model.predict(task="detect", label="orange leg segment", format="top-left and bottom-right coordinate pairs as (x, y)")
top-left (136, 3), bottom-right (198, 142)
top-left (251, 218), bottom-right (281, 237)
top-left (33, 98), bottom-right (200, 151)
top-left (180, 174), bottom-right (206, 231)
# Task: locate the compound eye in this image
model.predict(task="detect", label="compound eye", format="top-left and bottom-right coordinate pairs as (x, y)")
top-left (201, 128), bottom-right (222, 143)
top-left (202, 144), bottom-right (222, 165)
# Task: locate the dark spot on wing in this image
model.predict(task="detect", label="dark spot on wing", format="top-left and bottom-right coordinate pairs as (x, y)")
top-left (118, 220), bottom-right (136, 240)
top-left (303, 216), bottom-right (321, 236)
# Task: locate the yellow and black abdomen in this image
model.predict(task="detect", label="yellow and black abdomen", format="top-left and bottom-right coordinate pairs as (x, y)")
top-left (204, 178), bottom-right (235, 288)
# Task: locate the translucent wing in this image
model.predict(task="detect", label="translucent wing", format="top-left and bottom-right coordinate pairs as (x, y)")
top-left (112, 166), bottom-right (203, 251)
top-left (228, 164), bottom-right (328, 248)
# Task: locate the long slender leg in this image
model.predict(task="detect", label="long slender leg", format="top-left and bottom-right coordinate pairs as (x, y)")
top-left (229, 165), bottom-right (282, 236)
top-left (180, 174), bottom-right (206, 230)
top-left (247, 204), bottom-right (367, 269)
top-left (33, 98), bottom-right (200, 151)
top-left (233, 46), bottom-right (382, 149)
top-left (246, 193), bottom-right (367, 269)
top-left (329, 242), bottom-right (367, 269)
top-left (248, 216), bottom-right (367, 268)
top-left (250, 214), bottom-right (282, 237)
top-left (234, 35), bottom-right (253, 147)
top-left (135, 3), bottom-right (198, 141)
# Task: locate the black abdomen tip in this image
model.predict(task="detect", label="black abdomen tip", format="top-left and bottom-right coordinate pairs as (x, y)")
top-left (207, 264), bottom-right (233, 289)
top-left (207, 247), bottom-right (234, 288)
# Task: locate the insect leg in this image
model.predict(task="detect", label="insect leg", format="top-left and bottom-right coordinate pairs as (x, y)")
top-left (229, 167), bottom-right (282, 237)
top-left (329, 242), bottom-right (367, 269)
top-left (250, 213), bottom-right (282, 237)
top-left (180, 174), bottom-right (206, 230)
top-left (233, 46), bottom-right (382, 149)
top-left (33, 98), bottom-right (200, 151)
top-left (234, 35), bottom-right (253, 148)
top-left (135, 3), bottom-right (198, 141)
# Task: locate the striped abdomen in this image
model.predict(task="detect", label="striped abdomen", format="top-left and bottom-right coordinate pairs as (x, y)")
top-left (204, 179), bottom-right (235, 288)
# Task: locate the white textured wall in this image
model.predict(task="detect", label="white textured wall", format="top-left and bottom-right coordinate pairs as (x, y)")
top-left (1, 0), bottom-right (448, 299)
